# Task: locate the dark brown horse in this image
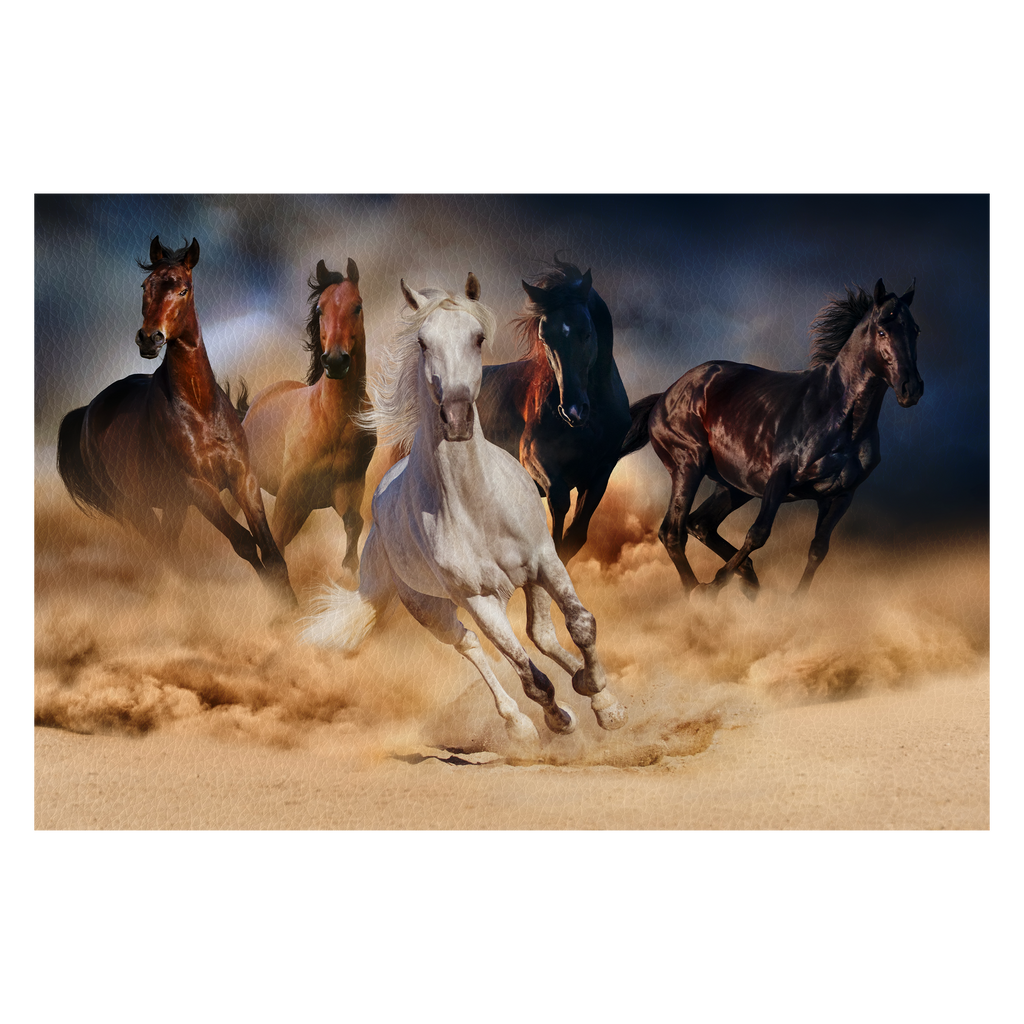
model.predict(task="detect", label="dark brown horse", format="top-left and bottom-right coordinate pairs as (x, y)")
top-left (620, 279), bottom-right (922, 594)
top-left (476, 260), bottom-right (631, 562)
top-left (237, 259), bottom-right (375, 573)
top-left (56, 237), bottom-right (296, 604)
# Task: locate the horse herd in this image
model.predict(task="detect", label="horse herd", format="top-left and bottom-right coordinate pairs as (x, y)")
top-left (55, 236), bottom-right (923, 742)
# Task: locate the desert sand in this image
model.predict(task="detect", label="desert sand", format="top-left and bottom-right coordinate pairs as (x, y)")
top-left (34, 464), bottom-right (989, 831)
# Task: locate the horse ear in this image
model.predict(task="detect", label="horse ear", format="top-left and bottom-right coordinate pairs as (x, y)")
top-left (578, 269), bottom-right (593, 296)
top-left (465, 272), bottom-right (481, 301)
top-left (346, 258), bottom-right (359, 285)
top-left (873, 278), bottom-right (887, 306)
top-left (184, 238), bottom-right (200, 270)
top-left (522, 280), bottom-right (547, 305)
top-left (150, 236), bottom-right (166, 264)
top-left (316, 260), bottom-right (332, 287)
top-left (899, 278), bottom-right (916, 306)
top-left (401, 279), bottom-right (427, 310)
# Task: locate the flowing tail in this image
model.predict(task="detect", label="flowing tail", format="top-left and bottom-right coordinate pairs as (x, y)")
top-left (619, 392), bottom-right (663, 458)
top-left (301, 583), bottom-right (378, 652)
top-left (56, 406), bottom-right (113, 517)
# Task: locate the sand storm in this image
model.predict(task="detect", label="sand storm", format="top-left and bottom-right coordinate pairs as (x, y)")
top-left (34, 462), bottom-right (988, 777)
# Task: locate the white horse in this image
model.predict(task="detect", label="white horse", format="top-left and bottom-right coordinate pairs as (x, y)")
top-left (302, 273), bottom-right (627, 743)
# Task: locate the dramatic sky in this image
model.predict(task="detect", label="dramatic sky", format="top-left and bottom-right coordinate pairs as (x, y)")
top-left (35, 194), bottom-right (988, 532)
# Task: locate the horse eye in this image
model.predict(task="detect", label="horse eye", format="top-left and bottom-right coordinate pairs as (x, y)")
top-left (475, 334), bottom-right (485, 347)
top-left (878, 327), bottom-right (887, 338)
top-left (179, 288), bottom-right (188, 297)
top-left (354, 305), bottom-right (362, 315)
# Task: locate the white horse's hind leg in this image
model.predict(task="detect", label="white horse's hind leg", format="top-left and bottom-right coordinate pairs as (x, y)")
top-left (393, 582), bottom-right (539, 744)
top-left (538, 557), bottom-right (628, 731)
top-left (455, 633), bottom-right (540, 745)
top-left (462, 594), bottom-right (577, 736)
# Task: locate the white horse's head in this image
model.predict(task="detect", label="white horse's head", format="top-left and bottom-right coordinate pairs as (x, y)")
top-left (399, 273), bottom-right (494, 442)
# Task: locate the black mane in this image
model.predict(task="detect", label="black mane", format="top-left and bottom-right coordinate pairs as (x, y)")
top-left (808, 286), bottom-right (875, 367)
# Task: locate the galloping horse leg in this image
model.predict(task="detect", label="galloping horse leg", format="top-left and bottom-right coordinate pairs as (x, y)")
top-left (795, 492), bottom-right (854, 594)
top-left (461, 593), bottom-right (577, 736)
top-left (656, 452), bottom-right (705, 592)
top-left (524, 582), bottom-right (582, 675)
top-left (333, 480), bottom-right (366, 576)
top-left (161, 502), bottom-right (187, 546)
top-left (268, 479), bottom-right (313, 553)
top-left (230, 470), bottom-right (296, 605)
top-left (536, 557), bottom-right (627, 730)
top-left (708, 468), bottom-right (793, 591)
top-left (187, 476), bottom-right (296, 604)
top-left (688, 483), bottom-right (759, 589)
top-left (116, 499), bottom-right (187, 573)
top-left (545, 477), bottom-right (572, 558)
top-left (394, 581), bottom-right (539, 744)
top-left (560, 468), bottom-right (614, 563)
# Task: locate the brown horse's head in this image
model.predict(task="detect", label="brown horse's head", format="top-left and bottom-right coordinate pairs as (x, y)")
top-left (136, 236), bottom-right (200, 358)
top-left (305, 258), bottom-right (365, 383)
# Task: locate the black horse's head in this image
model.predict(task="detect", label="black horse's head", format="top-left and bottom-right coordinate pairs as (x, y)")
top-left (522, 266), bottom-right (597, 427)
top-left (869, 278), bottom-right (923, 407)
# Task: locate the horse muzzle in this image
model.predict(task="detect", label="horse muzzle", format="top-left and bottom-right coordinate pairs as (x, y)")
top-left (896, 375), bottom-right (924, 407)
top-left (136, 329), bottom-right (165, 359)
top-left (439, 398), bottom-right (475, 442)
top-left (321, 351), bottom-right (351, 379)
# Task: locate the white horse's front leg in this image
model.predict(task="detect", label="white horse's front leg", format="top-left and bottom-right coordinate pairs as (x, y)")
top-left (462, 594), bottom-right (577, 736)
top-left (538, 558), bottom-right (628, 731)
top-left (525, 583), bottom-right (582, 675)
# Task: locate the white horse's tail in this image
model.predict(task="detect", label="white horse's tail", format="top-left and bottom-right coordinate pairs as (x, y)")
top-left (301, 584), bottom-right (377, 652)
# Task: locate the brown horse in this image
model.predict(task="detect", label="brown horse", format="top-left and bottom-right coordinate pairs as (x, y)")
top-left (238, 259), bottom-right (375, 573)
top-left (56, 237), bottom-right (296, 604)
top-left (476, 260), bottom-right (631, 562)
top-left (620, 279), bottom-right (922, 595)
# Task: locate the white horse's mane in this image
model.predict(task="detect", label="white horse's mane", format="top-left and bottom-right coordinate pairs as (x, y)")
top-left (358, 287), bottom-right (497, 452)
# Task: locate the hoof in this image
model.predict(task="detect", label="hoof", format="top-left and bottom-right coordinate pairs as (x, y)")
top-left (572, 667), bottom-right (601, 697)
top-left (590, 689), bottom-right (628, 730)
top-left (543, 704), bottom-right (577, 735)
top-left (506, 714), bottom-right (540, 744)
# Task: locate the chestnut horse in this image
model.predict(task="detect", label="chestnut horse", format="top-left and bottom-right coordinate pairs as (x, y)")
top-left (620, 279), bottom-right (922, 595)
top-left (476, 260), bottom-right (631, 562)
top-left (56, 237), bottom-right (295, 604)
top-left (238, 258), bottom-right (375, 573)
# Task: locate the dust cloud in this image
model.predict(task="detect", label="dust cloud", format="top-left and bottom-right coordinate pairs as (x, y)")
top-left (34, 461), bottom-right (988, 769)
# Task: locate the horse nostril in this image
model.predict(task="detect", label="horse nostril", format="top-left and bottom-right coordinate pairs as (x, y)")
top-left (321, 351), bottom-right (352, 377)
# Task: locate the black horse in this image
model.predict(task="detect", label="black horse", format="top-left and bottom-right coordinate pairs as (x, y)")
top-left (476, 260), bottom-right (631, 562)
top-left (620, 278), bottom-right (923, 594)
